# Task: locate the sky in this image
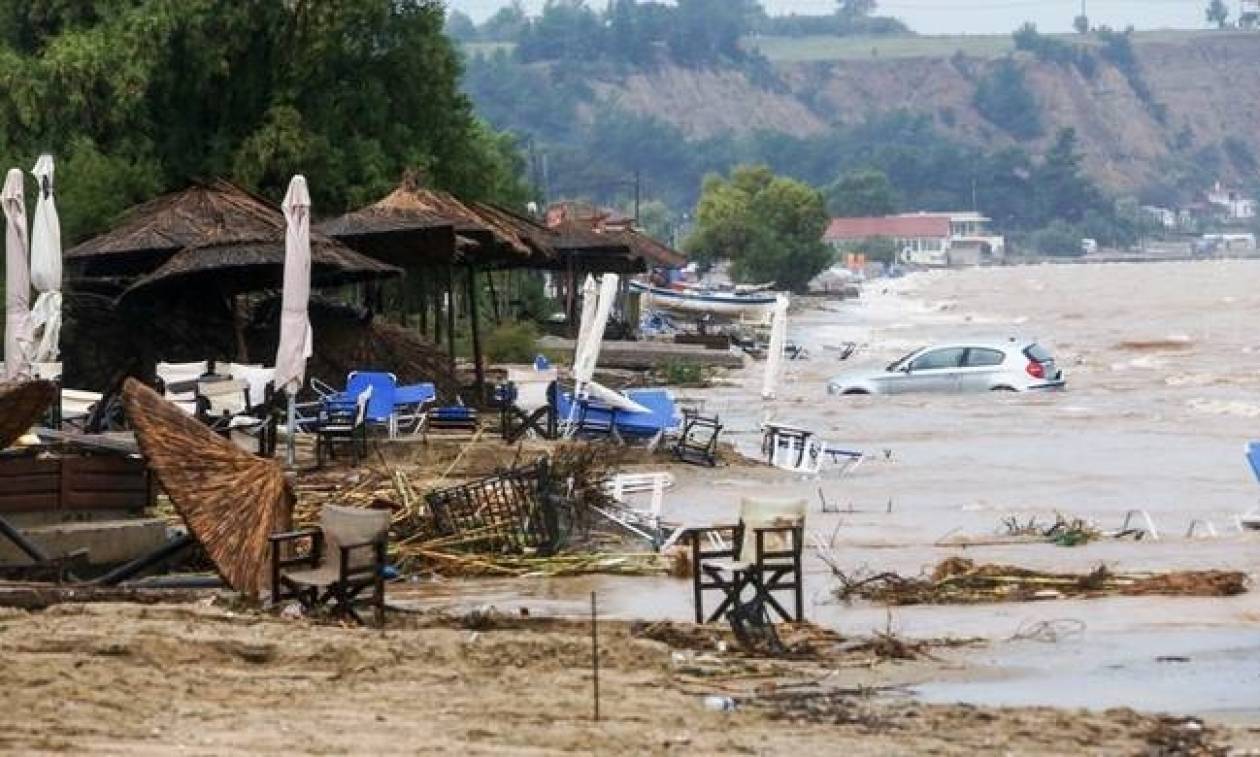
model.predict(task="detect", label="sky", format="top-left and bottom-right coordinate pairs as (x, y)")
top-left (447, 0), bottom-right (1209, 35)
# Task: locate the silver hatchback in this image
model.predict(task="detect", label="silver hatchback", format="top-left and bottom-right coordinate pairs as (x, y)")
top-left (826, 341), bottom-right (1066, 395)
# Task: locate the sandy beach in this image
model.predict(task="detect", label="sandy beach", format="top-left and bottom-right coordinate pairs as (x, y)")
top-left (5, 260), bottom-right (1260, 754)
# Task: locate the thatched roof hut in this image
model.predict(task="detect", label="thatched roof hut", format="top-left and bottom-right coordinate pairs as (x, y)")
top-left (66, 180), bottom-right (399, 292)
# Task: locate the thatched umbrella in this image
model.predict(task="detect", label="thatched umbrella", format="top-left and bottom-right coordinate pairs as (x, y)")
top-left (121, 378), bottom-right (292, 596)
top-left (0, 380), bottom-right (56, 449)
top-left (117, 233), bottom-right (400, 302)
top-left (29, 155), bottom-right (62, 363)
top-left (3, 168), bottom-right (32, 380)
top-left (65, 179), bottom-right (289, 281)
top-left (318, 180), bottom-right (556, 268)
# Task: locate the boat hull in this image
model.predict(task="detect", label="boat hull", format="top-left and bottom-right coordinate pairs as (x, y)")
top-left (631, 281), bottom-right (776, 318)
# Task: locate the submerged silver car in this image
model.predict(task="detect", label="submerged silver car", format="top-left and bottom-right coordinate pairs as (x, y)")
top-left (826, 341), bottom-right (1065, 395)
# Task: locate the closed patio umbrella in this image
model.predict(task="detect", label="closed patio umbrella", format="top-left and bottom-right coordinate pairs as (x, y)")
top-left (572, 275), bottom-right (597, 380)
top-left (29, 155), bottom-right (61, 364)
top-left (2, 169), bottom-right (32, 381)
top-left (762, 294), bottom-right (789, 400)
top-left (275, 176), bottom-right (313, 465)
top-left (574, 273), bottom-right (619, 388)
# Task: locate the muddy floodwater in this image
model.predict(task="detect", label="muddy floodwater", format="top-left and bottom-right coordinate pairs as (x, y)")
top-left (417, 260), bottom-right (1260, 721)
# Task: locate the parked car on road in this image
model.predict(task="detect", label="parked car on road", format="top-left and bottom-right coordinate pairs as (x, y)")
top-left (826, 341), bottom-right (1065, 395)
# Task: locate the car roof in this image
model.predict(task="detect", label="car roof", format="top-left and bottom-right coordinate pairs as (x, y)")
top-left (914, 341), bottom-right (1036, 352)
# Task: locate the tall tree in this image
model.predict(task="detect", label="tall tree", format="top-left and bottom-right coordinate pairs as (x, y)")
top-left (826, 168), bottom-right (897, 217)
top-left (685, 165), bottom-right (831, 292)
top-left (1206, 0), bottom-right (1231, 28)
top-left (837, 0), bottom-right (877, 19)
top-left (0, 0), bottom-right (528, 241)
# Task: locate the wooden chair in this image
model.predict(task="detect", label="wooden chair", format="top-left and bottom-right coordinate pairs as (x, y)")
top-left (690, 497), bottom-right (806, 625)
top-left (315, 386), bottom-right (371, 467)
top-left (269, 504), bottom-right (390, 626)
top-left (673, 410), bottom-right (723, 467)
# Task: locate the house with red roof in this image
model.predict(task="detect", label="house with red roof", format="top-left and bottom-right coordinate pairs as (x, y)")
top-left (824, 212), bottom-right (1005, 266)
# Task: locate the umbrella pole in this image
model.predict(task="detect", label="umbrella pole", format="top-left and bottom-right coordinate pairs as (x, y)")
top-left (286, 389), bottom-right (297, 467)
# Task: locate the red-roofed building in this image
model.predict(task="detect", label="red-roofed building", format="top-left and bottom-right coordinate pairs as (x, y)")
top-left (824, 212), bottom-right (1005, 266)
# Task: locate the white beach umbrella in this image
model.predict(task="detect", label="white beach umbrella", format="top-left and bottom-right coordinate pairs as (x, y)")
top-left (29, 155), bottom-right (61, 363)
top-left (572, 275), bottom-right (598, 381)
top-left (762, 294), bottom-right (789, 400)
top-left (275, 175), bottom-right (313, 465)
top-left (2, 168), bottom-right (32, 381)
top-left (574, 273), bottom-right (619, 387)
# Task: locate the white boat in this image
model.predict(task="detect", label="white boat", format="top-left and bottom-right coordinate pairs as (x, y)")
top-left (630, 280), bottom-right (777, 318)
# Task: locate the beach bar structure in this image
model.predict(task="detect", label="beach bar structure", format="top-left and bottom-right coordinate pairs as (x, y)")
top-left (320, 179), bottom-right (686, 398)
top-left (63, 176), bottom-right (685, 403)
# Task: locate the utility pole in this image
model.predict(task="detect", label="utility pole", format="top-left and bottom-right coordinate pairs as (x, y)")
top-left (634, 170), bottom-right (641, 223)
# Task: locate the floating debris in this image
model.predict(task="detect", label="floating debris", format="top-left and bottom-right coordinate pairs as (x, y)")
top-left (833, 558), bottom-right (1248, 606)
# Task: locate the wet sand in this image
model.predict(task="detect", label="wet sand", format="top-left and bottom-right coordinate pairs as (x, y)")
top-left (1, 602), bottom-right (1248, 755)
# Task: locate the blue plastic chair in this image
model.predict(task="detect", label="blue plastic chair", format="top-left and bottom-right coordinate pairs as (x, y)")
top-left (614, 389), bottom-right (681, 440)
top-left (1245, 441), bottom-right (1260, 483)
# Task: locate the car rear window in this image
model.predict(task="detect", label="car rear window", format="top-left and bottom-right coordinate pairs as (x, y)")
top-left (1024, 343), bottom-right (1053, 362)
top-left (964, 348), bottom-right (1005, 367)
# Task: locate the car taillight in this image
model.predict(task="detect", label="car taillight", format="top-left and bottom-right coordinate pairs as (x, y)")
top-left (1025, 361), bottom-right (1045, 379)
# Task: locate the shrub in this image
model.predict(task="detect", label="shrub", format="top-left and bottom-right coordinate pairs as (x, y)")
top-left (485, 321), bottom-right (541, 364)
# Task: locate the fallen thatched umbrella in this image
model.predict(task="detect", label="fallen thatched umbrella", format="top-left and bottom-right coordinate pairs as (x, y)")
top-left (0, 380), bottom-right (56, 449)
top-left (122, 378), bottom-right (292, 595)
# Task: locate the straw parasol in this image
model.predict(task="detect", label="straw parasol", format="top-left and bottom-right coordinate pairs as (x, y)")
top-left (121, 378), bottom-right (292, 595)
top-left (0, 380), bottom-right (56, 449)
top-left (118, 233), bottom-right (400, 302)
top-left (318, 179), bottom-right (556, 268)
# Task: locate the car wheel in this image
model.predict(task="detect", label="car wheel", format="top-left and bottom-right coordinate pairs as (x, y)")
top-left (990, 386), bottom-right (1017, 392)
top-left (842, 389), bottom-right (871, 396)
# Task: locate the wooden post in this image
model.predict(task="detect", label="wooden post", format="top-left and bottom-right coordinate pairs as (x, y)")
top-left (417, 270), bottom-right (428, 337)
top-left (445, 265), bottom-right (456, 376)
top-left (486, 269), bottom-right (502, 324)
top-left (467, 264), bottom-right (486, 401)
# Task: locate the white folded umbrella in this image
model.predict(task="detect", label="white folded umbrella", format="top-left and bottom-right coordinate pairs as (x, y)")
top-left (762, 294), bottom-right (789, 400)
top-left (2, 168), bottom-right (32, 381)
top-left (29, 154), bottom-right (61, 363)
top-left (275, 176), bottom-right (313, 465)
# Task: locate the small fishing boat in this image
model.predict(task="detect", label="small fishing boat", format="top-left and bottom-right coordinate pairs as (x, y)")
top-left (630, 280), bottom-right (777, 318)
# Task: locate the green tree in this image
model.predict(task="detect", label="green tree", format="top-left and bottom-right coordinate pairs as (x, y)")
top-left (837, 0), bottom-right (877, 19)
top-left (1206, 0), bottom-right (1231, 28)
top-left (481, 1), bottom-right (529, 40)
top-left (1033, 128), bottom-right (1102, 224)
top-left (685, 165), bottom-right (831, 292)
top-left (0, 0), bottom-right (529, 241)
top-left (826, 168), bottom-right (897, 217)
top-left (446, 10), bottom-right (478, 41)
top-left (973, 58), bottom-right (1043, 139)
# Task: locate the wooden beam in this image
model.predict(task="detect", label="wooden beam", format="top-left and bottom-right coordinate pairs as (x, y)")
top-left (445, 265), bottom-right (456, 376)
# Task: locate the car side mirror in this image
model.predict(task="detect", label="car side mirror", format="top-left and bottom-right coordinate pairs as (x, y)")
top-left (900, 364), bottom-right (913, 374)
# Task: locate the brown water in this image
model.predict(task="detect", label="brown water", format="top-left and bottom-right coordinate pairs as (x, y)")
top-left (411, 261), bottom-right (1260, 718)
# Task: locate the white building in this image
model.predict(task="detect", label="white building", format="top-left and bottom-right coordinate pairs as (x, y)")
top-left (1206, 182), bottom-right (1255, 221)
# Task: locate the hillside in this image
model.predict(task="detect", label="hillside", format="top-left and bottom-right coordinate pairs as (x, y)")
top-left (464, 31), bottom-right (1260, 197)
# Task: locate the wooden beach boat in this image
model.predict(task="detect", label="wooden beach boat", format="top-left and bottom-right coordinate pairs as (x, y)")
top-left (630, 280), bottom-right (777, 318)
